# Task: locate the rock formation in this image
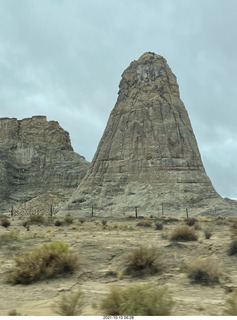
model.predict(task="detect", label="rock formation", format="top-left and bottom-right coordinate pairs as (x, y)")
top-left (0, 116), bottom-right (90, 213)
top-left (60, 52), bottom-right (236, 217)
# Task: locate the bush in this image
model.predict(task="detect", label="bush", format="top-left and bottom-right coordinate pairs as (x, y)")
top-left (154, 221), bottom-right (163, 230)
top-left (231, 220), bottom-right (237, 236)
top-left (170, 226), bottom-right (198, 241)
top-left (102, 220), bottom-right (107, 226)
top-left (8, 240), bottom-right (79, 284)
top-left (185, 218), bottom-right (197, 226)
top-left (228, 240), bottom-right (237, 256)
top-left (187, 256), bottom-right (221, 285)
top-left (53, 289), bottom-right (84, 316)
top-left (1, 218), bottom-right (10, 228)
top-left (27, 214), bottom-right (45, 225)
top-left (204, 229), bottom-right (212, 239)
top-left (54, 220), bottom-right (63, 227)
top-left (0, 229), bottom-right (20, 245)
top-left (136, 220), bottom-right (152, 227)
top-left (101, 284), bottom-right (173, 316)
top-left (225, 289), bottom-right (237, 315)
top-left (124, 246), bottom-right (163, 276)
top-left (64, 216), bottom-right (74, 224)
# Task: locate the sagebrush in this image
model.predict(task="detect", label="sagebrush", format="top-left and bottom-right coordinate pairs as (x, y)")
top-left (124, 246), bottom-right (163, 276)
top-left (8, 240), bottom-right (79, 284)
top-left (170, 226), bottom-right (198, 241)
top-left (101, 284), bottom-right (173, 316)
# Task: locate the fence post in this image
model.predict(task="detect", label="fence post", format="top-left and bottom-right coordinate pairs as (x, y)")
top-left (186, 208), bottom-right (189, 218)
top-left (135, 206), bottom-right (138, 219)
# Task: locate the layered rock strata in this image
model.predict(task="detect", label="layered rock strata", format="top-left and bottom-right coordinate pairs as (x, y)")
top-left (0, 116), bottom-right (90, 213)
top-left (61, 52), bottom-right (235, 217)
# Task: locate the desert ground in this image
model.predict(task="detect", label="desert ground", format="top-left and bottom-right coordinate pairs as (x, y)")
top-left (0, 212), bottom-right (237, 316)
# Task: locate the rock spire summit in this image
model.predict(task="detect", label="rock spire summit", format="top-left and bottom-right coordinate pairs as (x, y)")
top-left (61, 52), bottom-right (233, 216)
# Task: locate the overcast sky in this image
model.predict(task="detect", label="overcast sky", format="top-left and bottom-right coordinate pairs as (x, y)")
top-left (0, 0), bottom-right (236, 200)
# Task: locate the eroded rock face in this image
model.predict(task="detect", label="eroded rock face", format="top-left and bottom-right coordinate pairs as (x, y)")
top-left (61, 52), bottom-right (235, 217)
top-left (0, 116), bottom-right (90, 213)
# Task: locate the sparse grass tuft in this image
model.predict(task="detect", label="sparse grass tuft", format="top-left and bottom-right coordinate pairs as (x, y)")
top-left (170, 226), bottom-right (198, 241)
top-left (187, 256), bottom-right (221, 285)
top-left (53, 289), bottom-right (84, 316)
top-left (124, 246), bottom-right (163, 276)
top-left (231, 220), bottom-right (237, 236)
top-left (225, 289), bottom-right (237, 315)
top-left (8, 309), bottom-right (22, 316)
top-left (100, 284), bottom-right (173, 316)
top-left (8, 240), bottom-right (79, 284)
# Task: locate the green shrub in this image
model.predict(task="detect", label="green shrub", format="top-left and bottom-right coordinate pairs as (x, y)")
top-left (187, 256), bottom-right (220, 285)
top-left (124, 246), bottom-right (163, 276)
top-left (225, 289), bottom-right (237, 315)
top-left (8, 309), bottom-right (22, 316)
top-left (53, 289), bottom-right (84, 316)
top-left (8, 240), bottom-right (79, 284)
top-left (101, 284), bottom-right (173, 316)
top-left (170, 226), bottom-right (198, 241)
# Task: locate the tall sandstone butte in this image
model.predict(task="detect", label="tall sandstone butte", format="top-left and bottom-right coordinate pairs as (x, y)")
top-left (0, 116), bottom-right (90, 213)
top-left (61, 52), bottom-right (234, 217)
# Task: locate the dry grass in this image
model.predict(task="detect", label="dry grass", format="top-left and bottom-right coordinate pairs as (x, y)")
top-left (124, 246), bottom-right (163, 276)
top-left (170, 225), bottom-right (198, 241)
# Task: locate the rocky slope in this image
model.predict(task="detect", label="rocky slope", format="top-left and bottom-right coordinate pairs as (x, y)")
top-left (0, 116), bottom-right (90, 213)
top-left (60, 52), bottom-right (236, 217)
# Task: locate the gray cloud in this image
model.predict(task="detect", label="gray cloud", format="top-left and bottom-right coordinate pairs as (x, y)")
top-left (0, 0), bottom-right (236, 199)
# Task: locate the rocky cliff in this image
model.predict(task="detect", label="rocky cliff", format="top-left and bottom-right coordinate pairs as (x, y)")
top-left (60, 52), bottom-right (236, 217)
top-left (0, 116), bottom-right (90, 213)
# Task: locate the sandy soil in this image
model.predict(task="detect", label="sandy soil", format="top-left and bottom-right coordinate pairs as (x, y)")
top-left (0, 214), bottom-right (236, 316)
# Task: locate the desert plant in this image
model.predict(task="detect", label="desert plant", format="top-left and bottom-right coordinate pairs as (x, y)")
top-left (185, 218), bottom-right (197, 226)
top-left (100, 284), bottom-right (173, 316)
top-left (170, 226), bottom-right (198, 241)
top-left (154, 221), bottom-right (163, 230)
top-left (225, 289), bottom-right (237, 315)
top-left (8, 240), bottom-right (79, 284)
top-left (0, 229), bottom-right (20, 245)
top-left (102, 219), bottom-right (107, 226)
top-left (124, 246), bottom-right (163, 276)
top-left (204, 229), bottom-right (212, 239)
top-left (64, 216), bottom-right (74, 224)
top-left (1, 218), bottom-right (11, 228)
top-left (79, 218), bottom-right (86, 224)
top-left (231, 220), bottom-right (237, 236)
top-left (228, 240), bottom-right (237, 256)
top-left (187, 256), bottom-right (221, 285)
top-left (136, 220), bottom-right (152, 227)
top-left (27, 214), bottom-right (45, 225)
top-left (54, 220), bottom-right (63, 226)
top-left (8, 309), bottom-right (21, 316)
top-left (53, 289), bottom-right (84, 316)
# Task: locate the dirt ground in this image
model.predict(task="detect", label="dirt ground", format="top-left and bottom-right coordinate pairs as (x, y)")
top-left (0, 213), bottom-right (237, 316)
